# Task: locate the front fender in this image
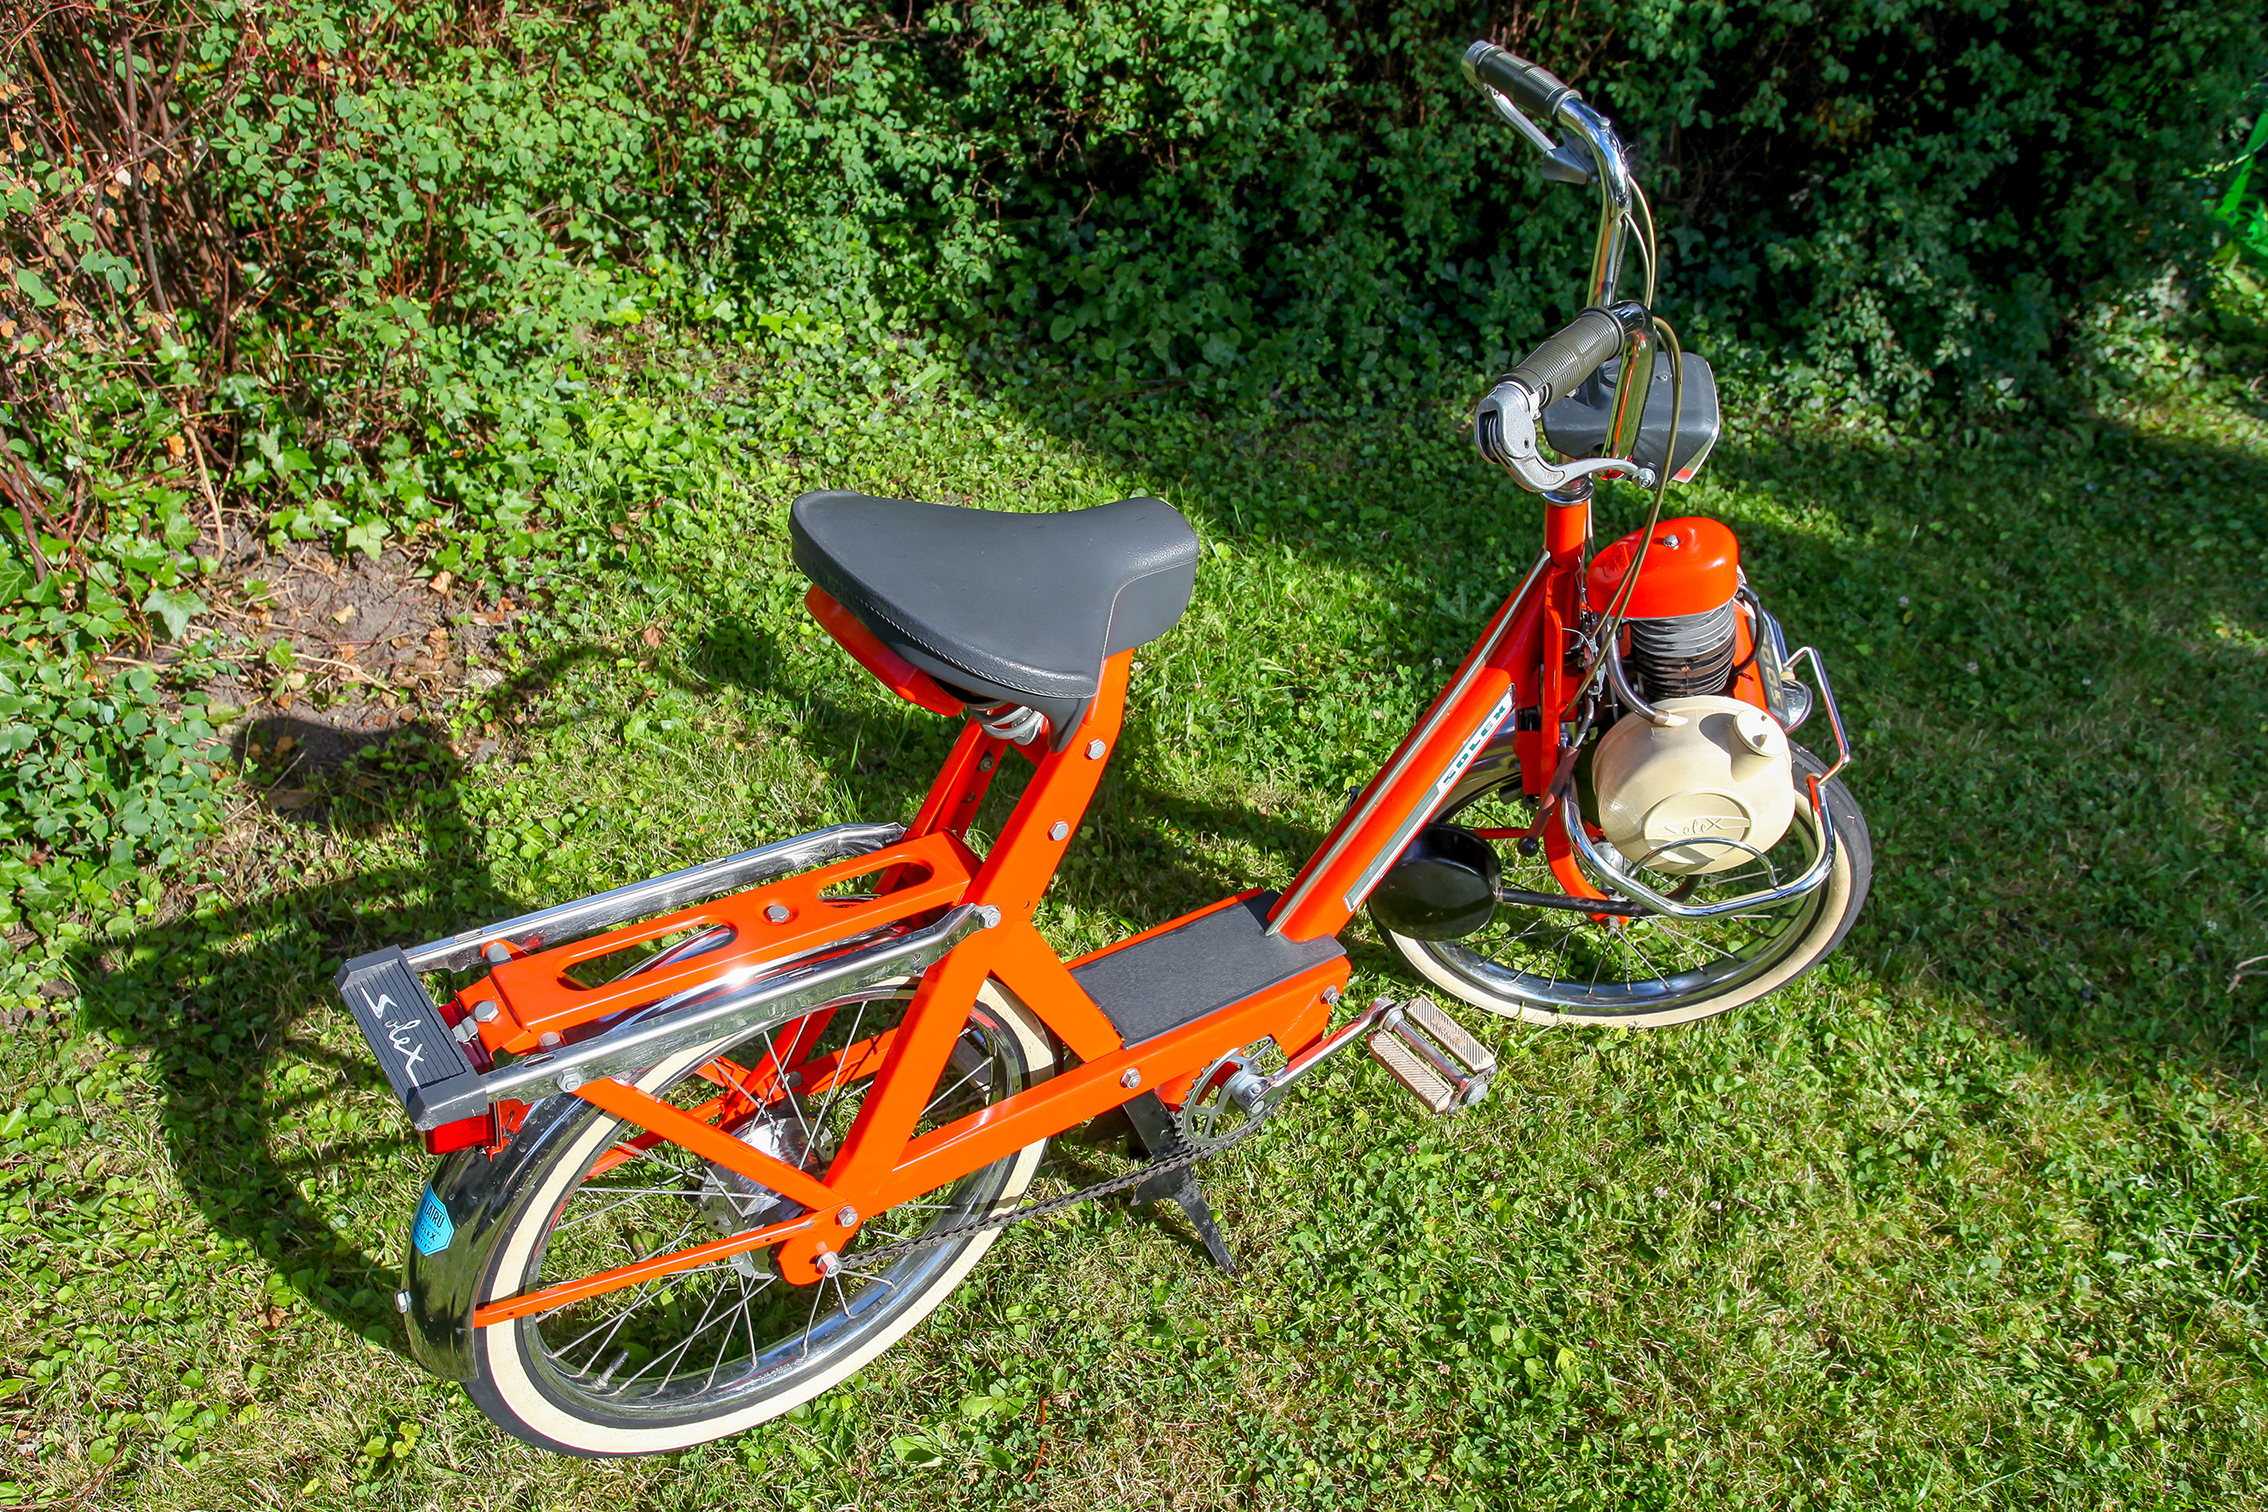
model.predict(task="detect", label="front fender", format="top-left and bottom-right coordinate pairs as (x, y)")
top-left (402, 1094), bottom-right (587, 1380)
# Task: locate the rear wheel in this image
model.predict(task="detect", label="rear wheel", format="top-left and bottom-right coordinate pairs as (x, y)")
top-left (1380, 742), bottom-right (1870, 1027)
top-left (465, 979), bottom-right (1052, 1456)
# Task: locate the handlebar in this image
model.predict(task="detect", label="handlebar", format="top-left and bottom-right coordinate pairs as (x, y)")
top-left (1463, 42), bottom-right (1716, 503)
top-left (1462, 40), bottom-right (1635, 309)
top-left (1474, 302), bottom-right (1655, 494)
top-left (1461, 43), bottom-right (1579, 124)
top-left (1507, 307), bottom-right (1624, 408)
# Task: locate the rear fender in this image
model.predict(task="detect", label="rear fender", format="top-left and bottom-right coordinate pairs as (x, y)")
top-left (402, 1093), bottom-right (588, 1380)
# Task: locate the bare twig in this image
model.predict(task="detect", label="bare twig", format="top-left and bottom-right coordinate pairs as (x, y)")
top-left (174, 390), bottom-right (223, 548)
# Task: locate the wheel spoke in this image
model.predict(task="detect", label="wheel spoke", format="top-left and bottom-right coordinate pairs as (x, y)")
top-left (554, 1275), bottom-right (666, 1367)
top-left (511, 989), bottom-right (1042, 1421)
top-left (805, 1000), bottom-right (869, 1144)
top-left (553, 1186), bottom-right (706, 1237)
top-left (1618, 929), bottom-right (1669, 985)
top-left (706, 1275), bottom-right (746, 1391)
top-left (617, 1278), bottom-right (742, 1391)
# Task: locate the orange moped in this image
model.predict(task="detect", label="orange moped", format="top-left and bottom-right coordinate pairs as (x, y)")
top-left (338, 43), bottom-right (1869, 1455)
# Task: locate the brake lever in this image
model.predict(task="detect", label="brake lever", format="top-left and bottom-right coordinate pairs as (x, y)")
top-left (1480, 87), bottom-right (1597, 186)
top-left (1474, 377), bottom-right (1655, 494)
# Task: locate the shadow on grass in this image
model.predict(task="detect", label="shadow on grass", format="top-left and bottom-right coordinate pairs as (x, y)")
top-left (61, 648), bottom-right (611, 1351)
top-left (56, 623), bottom-right (1331, 1346)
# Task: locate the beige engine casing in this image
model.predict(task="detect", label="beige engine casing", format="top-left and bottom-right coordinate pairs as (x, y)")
top-left (1590, 696), bottom-right (1795, 875)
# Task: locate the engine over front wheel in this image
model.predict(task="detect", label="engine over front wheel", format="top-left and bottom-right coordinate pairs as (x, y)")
top-left (1377, 742), bottom-right (1871, 1028)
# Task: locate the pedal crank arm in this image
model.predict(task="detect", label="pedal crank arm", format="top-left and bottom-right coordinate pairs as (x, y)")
top-left (1222, 995), bottom-right (1403, 1116)
top-left (1220, 993), bottom-right (1497, 1119)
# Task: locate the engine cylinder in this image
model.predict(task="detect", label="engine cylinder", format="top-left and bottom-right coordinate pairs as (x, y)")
top-left (1586, 516), bottom-right (1741, 702)
top-left (1628, 599), bottom-right (1738, 698)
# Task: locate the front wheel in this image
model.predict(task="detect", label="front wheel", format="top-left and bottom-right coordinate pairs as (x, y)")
top-left (463, 979), bottom-right (1053, 1456)
top-left (1380, 742), bottom-right (1871, 1028)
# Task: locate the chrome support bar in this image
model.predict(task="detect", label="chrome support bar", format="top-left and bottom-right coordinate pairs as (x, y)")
top-left (1786, 644), bottom-right (1852, 781)
top-left (1558, 786), bottom-right (1838, 921)
top-left (1604, 635), bottom-right (1682, 728)
top-left (408, 903), bottom-right (996, 1128)
top-left (404, 822), bottom-right (907, 973)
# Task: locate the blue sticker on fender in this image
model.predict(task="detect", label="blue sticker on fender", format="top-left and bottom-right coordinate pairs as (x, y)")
top-left (411, 1186), bottom-right (455, 1256)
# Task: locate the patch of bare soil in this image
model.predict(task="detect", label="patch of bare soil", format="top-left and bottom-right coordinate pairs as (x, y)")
top-left (177, 533), bottom-right (530, 788)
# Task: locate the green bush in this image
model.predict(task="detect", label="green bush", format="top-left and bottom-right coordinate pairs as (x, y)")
top-left (660, 0), bottom-right (2268, 413)
top-left (1, 0), bottom-right (2261, 936)
top-left (2220, 104), bottom-right (2268, 267)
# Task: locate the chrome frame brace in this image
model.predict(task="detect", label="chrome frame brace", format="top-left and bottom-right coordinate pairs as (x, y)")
top-left (404, 822), bottom-right (907, 973)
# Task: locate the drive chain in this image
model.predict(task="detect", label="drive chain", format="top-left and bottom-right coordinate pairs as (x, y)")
top-left (828, 1101), bottom-right (1277, 1277)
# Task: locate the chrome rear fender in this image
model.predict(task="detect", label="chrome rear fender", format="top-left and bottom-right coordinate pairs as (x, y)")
top-left (402, 1092), bottom-right (588, 1381)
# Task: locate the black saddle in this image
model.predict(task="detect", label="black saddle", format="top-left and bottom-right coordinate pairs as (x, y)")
top-left (790, 491), bottom-right (1199, 745)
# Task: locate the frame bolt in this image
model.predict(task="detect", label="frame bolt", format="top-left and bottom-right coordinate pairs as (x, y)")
top-left (836, 1205), bottom-right (859, 1229)
top-left (538, 1031), bottom-right (563, 1049)
top-left (1322, 985), bottom-right (1341, 1006)
top-left (483, 941), bottom-right (510, 966)
top-left (978, 753), bottom-right (997, 772)
top-left (1049, 820), bottom-right (1070, 842)
top-left (1120, 1067), bottom-right (1142, 1089)
top-left (1086, 739), bottom-right (1107, 760)
top-left (765, 903), bottom-right (791, 924)
top-left (557, 1066), bottom-right (586, 1093)
top-left (395, 1290), bottom-right (412, 1314)
top-left (472, 1001), bottom-right (499, 1023)
top-left (815, 1248), bottom-right (843, 1278)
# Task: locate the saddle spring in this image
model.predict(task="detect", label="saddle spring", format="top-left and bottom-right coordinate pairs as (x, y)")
top-left (973, 701), bottom-right (1049, 745)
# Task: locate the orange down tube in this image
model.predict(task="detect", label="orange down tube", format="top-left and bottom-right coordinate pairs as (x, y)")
top-left (1267, 553), bottom-right (1550, 943)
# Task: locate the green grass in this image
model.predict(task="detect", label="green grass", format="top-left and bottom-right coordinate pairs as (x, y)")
top-left (5, 332), bottom-right (2268, 1510)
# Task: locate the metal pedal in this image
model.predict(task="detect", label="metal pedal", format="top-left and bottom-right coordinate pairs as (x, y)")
top-left (1367, 997), bottom-right (1496, 1115)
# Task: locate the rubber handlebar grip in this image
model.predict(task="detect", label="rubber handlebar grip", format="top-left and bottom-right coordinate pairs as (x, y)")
top-left (1463, 42), bottom-right (1579, 123)
top-left (1508, 308), bottom-right (1624, 407)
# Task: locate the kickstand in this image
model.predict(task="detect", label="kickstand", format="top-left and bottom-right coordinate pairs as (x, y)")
top-left (1122, 1093), bottom-right (1236, 1272)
